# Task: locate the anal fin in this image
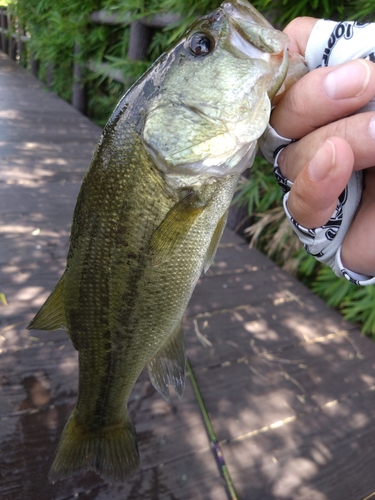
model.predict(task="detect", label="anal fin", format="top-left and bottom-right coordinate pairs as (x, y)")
top-left (27, 273), bottom-right (67, 331)
top-left (147, 322), bottom-right (186, 402)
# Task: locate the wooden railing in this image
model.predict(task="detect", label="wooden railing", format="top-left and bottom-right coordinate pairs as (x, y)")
top-left (72, 10), bottom-right (182, 113)
top-left (0, 8), bottom-right (182, 114)
top-left (0, 8), bottom-right (31, 65)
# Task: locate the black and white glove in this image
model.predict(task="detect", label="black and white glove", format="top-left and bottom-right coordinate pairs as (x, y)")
top-left (260, 20), bottom-right (375, 286)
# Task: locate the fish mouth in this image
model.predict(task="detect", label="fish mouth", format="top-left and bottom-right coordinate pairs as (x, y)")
top-left (221, 0), bottom-right (289, 97)
top-left (222, 0), bottom-right (288, 54)
top-left (222, 0), bottom-right (274, 31)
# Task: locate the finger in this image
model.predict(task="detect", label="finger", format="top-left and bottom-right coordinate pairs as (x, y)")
top-left (278, 111), bottom-right (375, 181)
top-left (283, 17), bottom-right (318, 55)
top-left (271, 59), bottom-right (375, 139)
top-left (286, 137), bottom-right (354, 229)
top-left (341, 168), bottom-right (375, 275)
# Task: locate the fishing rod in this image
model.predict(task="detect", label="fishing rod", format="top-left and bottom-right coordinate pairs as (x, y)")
top-left (186, 358), bottom-right (239, 500)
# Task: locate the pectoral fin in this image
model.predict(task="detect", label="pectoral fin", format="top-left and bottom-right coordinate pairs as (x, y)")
top-left (203, 210), bottom-right (228, 273)
top-left (148, 191), bottom-right (205, 264)
top-left (27, 274), bottom-right (67, 331)
top-left (147, 322), bottom-right (186, 402)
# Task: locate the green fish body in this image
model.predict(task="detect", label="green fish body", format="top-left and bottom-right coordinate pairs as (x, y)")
top-left (28, 0), bottom-right (292, 482)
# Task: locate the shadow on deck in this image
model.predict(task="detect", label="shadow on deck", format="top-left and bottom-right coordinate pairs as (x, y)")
top-left (1, 51), bottom-right (375, 500)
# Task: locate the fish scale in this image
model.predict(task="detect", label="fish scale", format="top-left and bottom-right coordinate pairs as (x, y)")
top-left (27, 0), bottom-right (299, 482)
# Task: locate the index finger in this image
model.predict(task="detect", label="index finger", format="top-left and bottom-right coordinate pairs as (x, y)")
top-left (271, 59), bottom-right (375, 139)
top-left (283, 17), bottom-right (319, 55)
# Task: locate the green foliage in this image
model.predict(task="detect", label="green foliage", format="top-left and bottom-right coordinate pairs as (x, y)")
top-left (311, 267), bottom-right (375, 335)
top-left (234, 157), bottom-right (283, 215)
top-left (252, 0), bottom-right (374, 25)
top-left (8, 0), bottom-right (222, 124)
top-left (343, 286), bottom-right (375, 335)
top-left (9, 0), bottom-right (126, 119)
top-left (311, 266), bottom-right (356, 308)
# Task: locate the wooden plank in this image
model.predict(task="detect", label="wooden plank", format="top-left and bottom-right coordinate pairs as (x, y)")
top-left (186, 262), bottom-right (316, 318)
top-left (0, 182), bottom-right (82, 216)
top-left (0, 402), bottom-right (106, 500)
top-left (0, 337), bottom-right (209, 470)
top-left (0, 161), bottom-right (90, 184)
top-left (183, 294), bottom-right (357, 369)
top-left (209, 240), bottom-right (274, 273)
top-left (0, 342), bottom-right (228, 500)
top-left (0, 115), bottom-right (100, 144)
top-left (78, 451), bottom-right (229, 500)
top-left (0, 140), bottom-right (96, 159)
top-left (187, 330), bottom-right (375, 441)
top-left (0, 319), bottom-right (67, 351)
top-left (1, 403), bottom-right (227, 500)
top-left (221, 388), bottom-right (375, 500)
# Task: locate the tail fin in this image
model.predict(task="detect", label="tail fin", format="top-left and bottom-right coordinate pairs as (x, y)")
top-left (49, 410), bottom-right (139, 482)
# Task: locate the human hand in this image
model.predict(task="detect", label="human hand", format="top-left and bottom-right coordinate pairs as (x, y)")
top-left (266, 17), bottom-right (375, 279)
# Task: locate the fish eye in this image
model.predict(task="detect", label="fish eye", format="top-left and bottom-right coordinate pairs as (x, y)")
top-left (189, 33), bottom-right (215, 56)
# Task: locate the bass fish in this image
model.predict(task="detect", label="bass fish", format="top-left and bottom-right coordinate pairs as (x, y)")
top-left (29, 0), bottom-right (291, 482)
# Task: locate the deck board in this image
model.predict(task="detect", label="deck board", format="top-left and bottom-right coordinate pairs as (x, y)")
top-left (2, 50), bottom-right (375, 500)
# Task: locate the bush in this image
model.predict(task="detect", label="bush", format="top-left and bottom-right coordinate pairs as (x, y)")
top-left (9, 0), bottom-right (222, 124)
top-left (253, 0), bottom-right (374, 24)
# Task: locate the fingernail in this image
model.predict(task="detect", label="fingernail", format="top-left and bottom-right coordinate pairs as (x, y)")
top-left (307, 140), bottom-right (335, 182)
top-left (324, 60), bottom-right (370, 100)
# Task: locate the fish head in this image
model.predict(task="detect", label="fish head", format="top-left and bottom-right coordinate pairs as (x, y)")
top-left (142, 0), bottom-right (290, 186)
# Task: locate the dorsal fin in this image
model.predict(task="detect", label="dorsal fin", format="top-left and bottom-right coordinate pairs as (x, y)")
top-left (147, 322), bottom-right (186, 402)
top-left (27, 273), bottom-right (67, 331)
top-left (203, 210), bottom-right (228, 273)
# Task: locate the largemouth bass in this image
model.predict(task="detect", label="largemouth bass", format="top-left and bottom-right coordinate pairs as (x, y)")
top-left (28, 0), bottom-right (292, 482)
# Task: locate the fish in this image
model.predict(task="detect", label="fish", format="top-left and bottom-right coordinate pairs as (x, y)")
top-left (28, 0), bottom-right (293, 482)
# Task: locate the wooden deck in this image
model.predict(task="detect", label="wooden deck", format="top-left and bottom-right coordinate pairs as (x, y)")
top-left (2, 50), bottom-right (375, 500)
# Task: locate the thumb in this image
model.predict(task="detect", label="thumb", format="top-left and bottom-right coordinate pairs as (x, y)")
top-left (286, 137), bottom-right (354, 229)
